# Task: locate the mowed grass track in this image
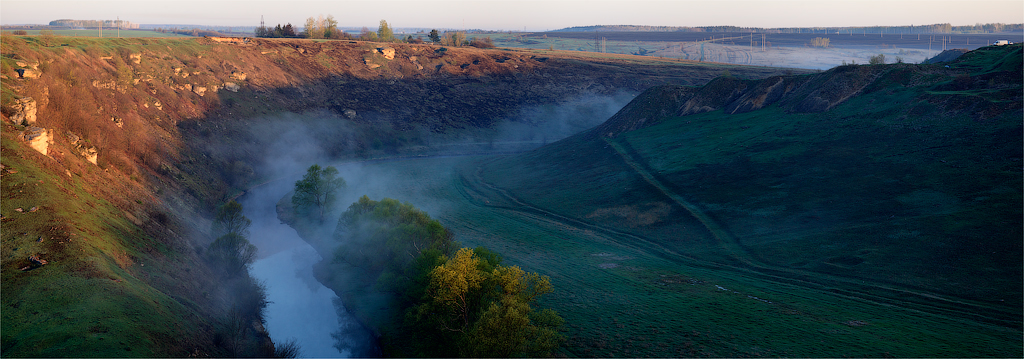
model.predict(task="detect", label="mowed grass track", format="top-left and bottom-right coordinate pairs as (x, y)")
top-left (329, 155), bottom-right (1020, 357)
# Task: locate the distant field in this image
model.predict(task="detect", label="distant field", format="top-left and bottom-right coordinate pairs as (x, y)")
top-left (3, 29), bottom-right (190, 38)
top-left (536, 31), bottom-right (1024, 50)
top-left (486, 31), bottom-right (1024, 69)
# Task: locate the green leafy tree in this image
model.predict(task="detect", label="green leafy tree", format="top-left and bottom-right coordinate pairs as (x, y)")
top-left (213, 200), bottom-right (251, 237)
top-left (293, 164), bottom-right (346, 222)
top-left (377, 20), bottom-right (394, 42)
top-left (323, 15), bottom-right (339, 39)
top-left (428, 29), bottom-right (441, 43)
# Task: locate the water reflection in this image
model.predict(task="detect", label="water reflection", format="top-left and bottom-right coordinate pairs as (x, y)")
top-left (250, 245), bottom-right (346, 357)
top-left (243, 180), bottom-right (377, 358)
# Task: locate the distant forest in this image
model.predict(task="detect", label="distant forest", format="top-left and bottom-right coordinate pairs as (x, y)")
top-left (555, 23), bottom-right (1024, 34)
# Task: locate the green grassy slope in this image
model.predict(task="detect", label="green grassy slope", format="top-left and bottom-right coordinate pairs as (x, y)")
top-left (473, 44), bottom-right (1022, 356)
top-left (0, 131), bottom-right (224, 357)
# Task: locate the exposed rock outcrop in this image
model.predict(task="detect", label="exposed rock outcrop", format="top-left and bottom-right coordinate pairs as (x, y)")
top-left (378, 47), bottom-right (396, 60)
top-left (15, 68), bottom-right (41, 79)
top-left (20, 127), bottom-right (50, 156)
top-left (92, 80), bottom-right (117, 90)
top-left (66, 131), bottom-right (99, 165)
top-left (230, 71), bottom-right (247, 81)
top-left (207, 37), bottom-right (252, 45)
top-left (5, 97), bottom-right (37, 126)
top-left (224, 82), bottom-right (240, 92)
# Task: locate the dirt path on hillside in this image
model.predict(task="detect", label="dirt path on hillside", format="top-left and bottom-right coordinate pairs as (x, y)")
top-left (467, 145), bottom-right (1020, 328)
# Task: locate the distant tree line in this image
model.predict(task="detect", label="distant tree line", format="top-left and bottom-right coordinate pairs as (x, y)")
top-left (253, 17), bottom-right (498, 47)
top-left (152, 27), bottom-right (227, 37)
top-left (255, 23), bottom-right (297, 38)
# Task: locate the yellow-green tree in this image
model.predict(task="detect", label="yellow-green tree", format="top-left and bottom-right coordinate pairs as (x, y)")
top-left (417, 248), bottom-right (564, 357)
top-left (425, 248), bottom-right (485, 331)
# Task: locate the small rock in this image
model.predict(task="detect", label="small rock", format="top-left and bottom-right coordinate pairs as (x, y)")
top-left (14, 208), bottom-right (23, 212)
top-left (343, 109), bottom-right (357, 119)
top-left (224, 82), bottom-right (240, 92)
top-left (36, 237), bottom-right (43, 242)
top-left (28, 254), bottom-right (48, 266)
top-left (28, 207), bottom-right (37, 212)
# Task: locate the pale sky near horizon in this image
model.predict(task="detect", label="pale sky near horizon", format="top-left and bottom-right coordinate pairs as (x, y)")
top-left (2, 0), bottom-right (1022, 31)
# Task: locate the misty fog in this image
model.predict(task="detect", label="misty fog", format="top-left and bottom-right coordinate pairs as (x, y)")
top-left (232, 91), bottom-right (634, 357)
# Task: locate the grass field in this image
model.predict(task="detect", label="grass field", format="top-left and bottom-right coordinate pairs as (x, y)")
top-left (316, 150), bottom-right (1019, 357)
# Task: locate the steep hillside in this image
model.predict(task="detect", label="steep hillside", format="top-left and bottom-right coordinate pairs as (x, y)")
top-left (479, 44), bottom-right (1022, 355)
top-left (0, 34), bottom-right (795, 356)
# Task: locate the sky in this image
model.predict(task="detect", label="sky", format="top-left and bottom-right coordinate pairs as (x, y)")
top-left (2, 0), bottom-right (1022, 31)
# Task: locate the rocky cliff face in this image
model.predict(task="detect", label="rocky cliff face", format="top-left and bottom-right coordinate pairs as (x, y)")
top-left (5, 97), bottom-right (36, 126)
top-left (19, 126), bottom-right (49, 155)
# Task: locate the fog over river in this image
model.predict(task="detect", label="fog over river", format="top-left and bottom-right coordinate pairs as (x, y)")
top-left (241, 178), bottom-right (373, 358)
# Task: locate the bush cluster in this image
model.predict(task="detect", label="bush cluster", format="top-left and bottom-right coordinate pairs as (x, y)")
top-left (329, 196), bottom-right (565, 357)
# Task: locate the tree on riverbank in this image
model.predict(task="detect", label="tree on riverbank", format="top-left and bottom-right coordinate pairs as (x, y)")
top-left (292, 164), bottom-right (346, 222)
top-left (329, 196), bottom-right (563, 357)
top-left (206, 201), bottom-right (276, 356)
top-left (212, 200), bottom-right (251, 237)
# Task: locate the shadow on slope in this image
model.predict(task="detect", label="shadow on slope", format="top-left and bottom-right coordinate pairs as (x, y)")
top-left (480, 45), bottom-right (1023, 328)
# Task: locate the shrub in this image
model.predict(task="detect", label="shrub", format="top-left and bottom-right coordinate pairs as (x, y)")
top-left (469, 36), bottom-right (495, 48)
top-left (811, 37), bottom-right (830, 47)
top-left (39, 30), bottom-right (57, 47)
top-left (272, 339), bottom-right (301, 358)
top-left (13, 30), bottom-right (27, 36)
top-left (869, 53), bottom-right (886, 65)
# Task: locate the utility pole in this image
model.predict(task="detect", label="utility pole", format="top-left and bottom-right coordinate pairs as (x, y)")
top-left (117, 16), bottom-right (120, 38)
top-left (99, 20), bottom-right (103, 37)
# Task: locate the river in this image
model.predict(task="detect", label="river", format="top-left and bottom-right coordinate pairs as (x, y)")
top-left (241, 180), bottom-right (371, 358)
